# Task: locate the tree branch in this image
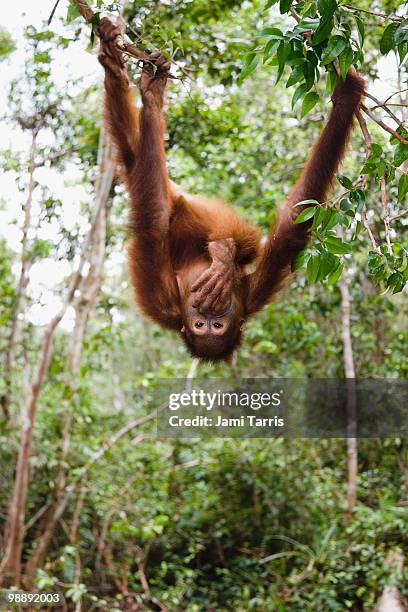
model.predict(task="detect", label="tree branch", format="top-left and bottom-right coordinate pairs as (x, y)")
top-left (380, 176), bottom-right (393, 255)
top-left (361, 104), bottom-right (408, 145)
top-left (71, 0), bottom-right (150, 62)
top-left (364, 91), bottom-right (405, 127)
top-left (340, 4), bottom-right (403, 22)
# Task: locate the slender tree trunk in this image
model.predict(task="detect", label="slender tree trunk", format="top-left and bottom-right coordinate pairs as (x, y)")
top-left (339, 272), bottom-right (358, 516)
top-left (0, 139), bottom-right (112, 585)
top-left (23, 130), bottom-right (115, 586)
top-left (1, 130), bottom-right (38, 417)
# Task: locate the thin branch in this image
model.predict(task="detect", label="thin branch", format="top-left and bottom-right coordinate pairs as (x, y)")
top-left (362, 212), bottom-right (380, 252)
top-left (355, 109), bottom-right (372, 157)
top-left (380, 177), bottom-right (393, 255)
top-left (355, 111), bottom-right (381, 253)
top-left (364, 91), bottom-right (404, 126)
top-left (290, 6), bottom-right (301, 23)
top-left (340, 4), bottom-right (403, 22)
top-left (361, 104), bottom-right (408, 145)
top-left (47, 0), bottom-right (62, 25)
top-left (390, 209), bottom-right (408, 222)
top-left (383, 88), bottom-right (408, 107)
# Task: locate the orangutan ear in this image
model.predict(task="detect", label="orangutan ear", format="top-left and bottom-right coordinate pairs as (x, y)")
top-left (239, 319), bottom-right (245, 332)
top-left (181, 325), bottom-right (185, 333)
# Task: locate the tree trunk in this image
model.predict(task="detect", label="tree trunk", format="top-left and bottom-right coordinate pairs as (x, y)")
top-left (0, 132), bottom-right (114, 587)
top-left (339, 272), bottom-right (358, 517)
top-left (23, 130), bottom-right (115, 587)
top-left (1, 130), bottom-right (38, 417)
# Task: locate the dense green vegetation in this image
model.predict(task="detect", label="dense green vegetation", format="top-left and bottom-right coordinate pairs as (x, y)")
top-left (0, 0), bottom-right (407, 609)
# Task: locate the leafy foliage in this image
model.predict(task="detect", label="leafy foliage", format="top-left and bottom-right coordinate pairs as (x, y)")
top-left (0, 1), bottom-right (406, 609)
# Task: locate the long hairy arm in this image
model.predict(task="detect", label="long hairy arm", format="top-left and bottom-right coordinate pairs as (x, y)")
top-left (98, 18), bottom-right (140, 169)
top-left (246, 70), bottom-right (365, 316)
top-left (127, 61), bottom-right (182, 330)
top-left (98, 18), bottom-right (181, 330)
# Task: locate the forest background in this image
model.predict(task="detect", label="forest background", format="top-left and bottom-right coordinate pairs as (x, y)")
top-left (0, 0), bottom-right (407, 609)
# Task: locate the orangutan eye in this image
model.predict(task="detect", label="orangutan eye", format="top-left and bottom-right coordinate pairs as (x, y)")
top-left (195, 321), bottom-right (204, 328)
top-left (213, 322), bottom-right (223, 329)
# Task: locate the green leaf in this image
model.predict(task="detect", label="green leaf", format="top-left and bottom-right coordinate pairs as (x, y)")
top-left (387, 272), bottom-right (405, 294)
top-left (325, 67), bottom-right (338, 94)
top-left (320, 35), bottom-right (347, 65)
top-left (317, 0), bottom-right (337, 19)
top-left (276, 40), bottom-right (291, 83)
top-left (292, 83), bottom-right (309, 108)
top-left (279, 0), bottom-right (292, 13)
top-left (294, 206), bottom-right (317, 224)
top-left (338, 47), bottom-right (353, 80)
top-left (302, 60), bottom-right (316, 88)
top-left (325, 236), bottom-right (352, 254)
top-left (327, 261), bottom-right (344, 284)
top-left (390, 126), bottom-right (408, 145)
top-left (371, 143), bottom-right (383, 158)
top-left (320, 208), bottom-right (336, 231)
top-left (395, 22), bottom-right (408, 45)
top-left (67, 2), bottom-right (81, 23)
top-left (350, 188), bottom-right (365, 210)
top-left (292, 249), bottom-right (310, 272)
top-left (263, 39), bottom-right (281, 63)
top-left (301, 91), bottom-right (319, 117)
top-left (265, 0), bottom-right (279, 7)
top-left (307, 254), bottom-right (321, 283)
top-left (301, 2), bottom-right (318, 18)
top-left (379, 23), bottom-right (399, 55)
top-left (259, 27), bottom-right (284, 38)
top-left (286, 65), bottom-right (305, 87)
top-left (312, 206), bottom-right (327, 229)
top-left (352, 220), bottom-right (364, 239)
top-left (397, 174), bottom-right (408, 202)
top-left (354, 15), bottom-right (365, 48)
top-left (294, 199), bottom-right (319, 207)
top-left (312, 17), bottom-right (334, 45)
top-left (394, 143), bottom-right (408, 167)
top-left (90, 12), bottom-right (101, 26)
top-left (239, 53), bottom-right (259, 82)
top-left (319, 250), bottom-right (338, 279)
top-left (398, 42), bottom-right (408, 62)
top-left (325, 212), bottom-right (340, 230)
top-left (337, 174), bottom-right (353, 189)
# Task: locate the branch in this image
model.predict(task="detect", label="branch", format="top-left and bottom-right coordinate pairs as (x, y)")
top-left (71, 0), bottom-right (150, 62)
top-left (354, 111), bottom-right (381, 253)
top-left (364, 91), bottom-right (405, 127)
top-left (47, 0), bottom-right (62, 25)
top-left (340, 4), bottom-right (403, 22)
top-left (380, 176), bottom-right (393, 255)
top-left (390, 209), bottom-right (408, 222)
top-left (355, 109), bottom-right (372, 157)
top-left (361, 104), bottom-right (408, 145)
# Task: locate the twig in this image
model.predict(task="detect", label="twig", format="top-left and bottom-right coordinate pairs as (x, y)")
top-left (290, 6), bottom-right (301, 23)
top-left (380, 177), bottom-right (393, 255)
top-left (47, 0), bottom-right (62, 25)
top-left (390, 209), bottom-right (408, 222)
top-left (340, 4), bottom-right (403, 22)
top-left (364, 91), bottom-right (405, 126)
top-left (361, 104), bottom-right (408, 145)
top-left (362, 212), bottom-right (380, 252)
top-left (383, 88), bottom-right (408, 107)
top-left (355, 109), bottom-right (372, 157)
top-left (354, 111), bottom-right (381, 252)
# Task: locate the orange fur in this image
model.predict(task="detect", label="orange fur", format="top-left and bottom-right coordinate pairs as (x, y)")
top-left (101, 34), bottom-right (364, 358)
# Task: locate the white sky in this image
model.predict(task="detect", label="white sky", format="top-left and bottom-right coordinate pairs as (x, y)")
top-left (0, 1), bottom-right (401, 330)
